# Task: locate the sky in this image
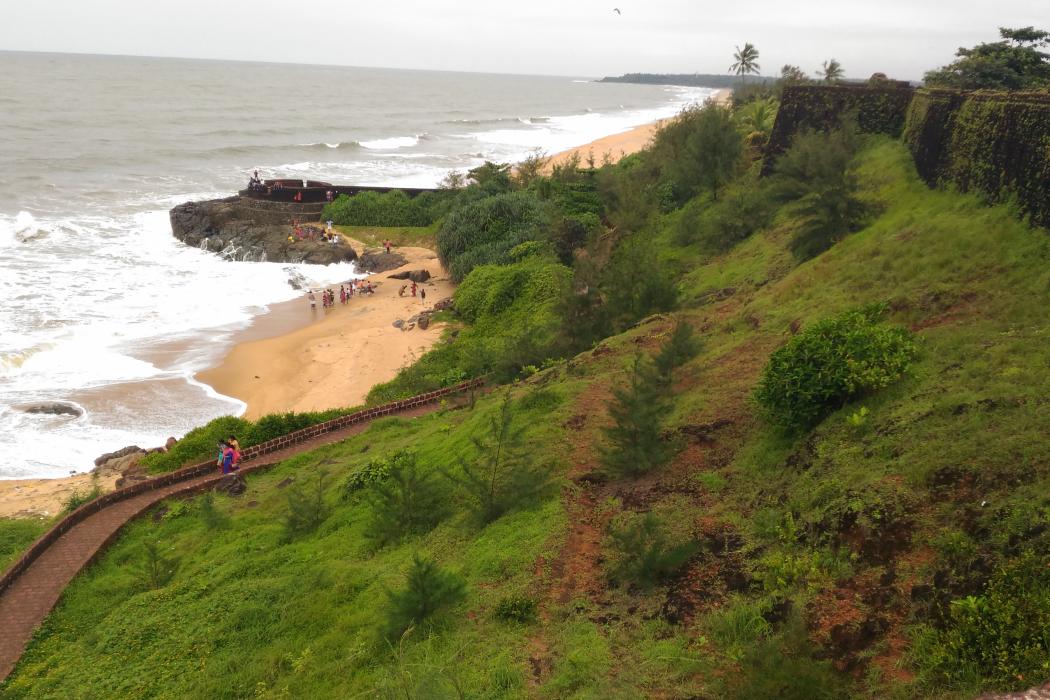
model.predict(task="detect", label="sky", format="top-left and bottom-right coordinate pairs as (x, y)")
top-left (0, 0), bottom-right (1044, 80)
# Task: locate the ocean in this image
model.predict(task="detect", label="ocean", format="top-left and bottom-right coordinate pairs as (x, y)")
top-left (0, 51), bottom-right (712, 479)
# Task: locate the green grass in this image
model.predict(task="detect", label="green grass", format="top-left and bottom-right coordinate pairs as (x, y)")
top-left (6, 138), bottom-right (1050, 698)
top-left (336, 223), bottom-right (438, 250)
top-left (0, 518), bottom-right (49, 572)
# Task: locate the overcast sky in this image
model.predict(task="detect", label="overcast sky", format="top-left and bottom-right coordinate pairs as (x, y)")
top-left (1, 0), bottom-right (1044, 80)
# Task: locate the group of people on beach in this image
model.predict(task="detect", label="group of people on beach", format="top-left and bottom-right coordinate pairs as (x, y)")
top-left (216, 436), bottom-right (241, 475)
top-left (308, 280), bottom-right (375, 309)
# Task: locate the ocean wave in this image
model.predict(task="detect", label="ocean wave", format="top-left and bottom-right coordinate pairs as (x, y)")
top-left (298, 141), bottom-right (363, 151)
top-left (359, 135), bottom-right (422, 150)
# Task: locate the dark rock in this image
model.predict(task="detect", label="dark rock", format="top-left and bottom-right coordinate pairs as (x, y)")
top-left (356, 249), bottom-right (407, 273)
top-left (432, 297), bottom-right (454, 312)
top-left (94, 445), bottom-right (146, 467)
top-left (214, 474), bottom-right (247, 496)
top-left (165, 437), bottom-right (178, 450)
top-left (392, 319), bottom-right (405, 329)
top-left (387, 269), bottom-right (431, 283)
top-left (23, 401), bottom-right (83, 418)
top-left (418, 314), bottom-right (430, 330)
top-left (170, 197), bottom-right (357, 265)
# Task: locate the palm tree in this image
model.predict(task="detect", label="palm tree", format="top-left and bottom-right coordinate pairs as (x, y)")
top-left (730, 43), bottom-right (761, 83)
top-left (736, 98), bottom-right (779, 136)
top-left (819, 59), bottom-right (845, 83)
top-left (780, 64), bottom-right (808, 83)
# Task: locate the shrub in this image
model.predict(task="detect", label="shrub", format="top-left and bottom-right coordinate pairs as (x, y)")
top-left (441, 393), bottom-right (551, 524)
top-left (602, 355), bottom-right (674, 478)
top-left (197, 493), bottom-right (229, 530)
top-left (436, 192), bottom-right (549, 282)
top-left (321, 189), bottom-right (443, 227)
top-left (600, 235), bottom-right (679, 332)
top-left (754, 305), bottom-right (916, 431)
top-left (61, 485), bottom-right (103, 514)
top-left (340, 455), bottom-right (396, 499)
top-left (282, 471), bottom-right (331, 541)
top-left (916, 552), bottom-right (1050, 690)
top-left (649, 103), bottom-right (744, 203)
top-left (652, 320), bottom-right (701, 386)
top-left (772, 122), bottom-right (868, 260)
top-left (135, 540), bottom-right (178, 591)
top-left (365, 452), bottom-right (444, 546)
top-left (606, 512), bottom-right (697, 589)
top-left (384, 553), bottom-right (466, 639)
top-left (675, 183), bottom-right (778, 253)
top-left (493, 595), bottom-right (538, 623)
top-left (708, 597), bottom-right (772, 662)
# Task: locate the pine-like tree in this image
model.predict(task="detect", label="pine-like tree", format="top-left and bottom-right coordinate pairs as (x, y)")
top-left (384, 553), bottom-right (466, 639)
top-left (602, 354), bottom-right (674, 477)
top-left (366, 452), bottom-right (443, 545)
top-left (653, 320), bottom-right (701, 388)
top-left (443, 393), bottom-right (550, 524)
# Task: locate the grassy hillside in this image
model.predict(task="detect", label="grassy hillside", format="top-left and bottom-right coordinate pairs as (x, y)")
top-left (4, 135), bottom-right (1049, 699)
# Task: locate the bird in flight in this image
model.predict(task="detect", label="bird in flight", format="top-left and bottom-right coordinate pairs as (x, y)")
top-left (613, 7), bottom-right (622, 14)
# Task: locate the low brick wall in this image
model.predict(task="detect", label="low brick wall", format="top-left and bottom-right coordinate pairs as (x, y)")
top-left (0, 378), bottom-right (484, 597)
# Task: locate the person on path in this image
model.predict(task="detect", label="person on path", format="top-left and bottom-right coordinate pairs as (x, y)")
top-left (384, 239), bottom-right (392, 254)
top-left (228, 436), bottom-right (242, 470)
top-left (221, 443), bottom-right (235, 475)
top-left (216, 441), bottom-right (226, 471)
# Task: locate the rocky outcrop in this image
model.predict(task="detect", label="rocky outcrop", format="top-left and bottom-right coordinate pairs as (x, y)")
top-left (170, 197), bottom-right (357, 265)
top-left (20, 401), bottom-right (83, 417)
top-left (387, 269), bottom-right (431, 283)
top-left (93, 445), bottom-right (145, 467)
top-left (356, 249), bottom-right (408, 273)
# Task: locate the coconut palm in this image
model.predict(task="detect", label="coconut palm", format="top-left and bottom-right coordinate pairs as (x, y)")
top-left (730, 43), bottom-right (761, 82)
top-left (781, 64), bottom-right (808, 83)
top-left (819, 59), bottom-right (845, 83)
top-left (736, 98), bottom-right (779, 137)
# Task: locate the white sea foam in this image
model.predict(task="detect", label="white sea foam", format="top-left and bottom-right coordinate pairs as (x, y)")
top-left (359, 135), bottom-right (420, 150)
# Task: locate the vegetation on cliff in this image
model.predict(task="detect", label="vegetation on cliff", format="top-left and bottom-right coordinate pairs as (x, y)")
top-left (5, 34), bottom-right (1050, 699)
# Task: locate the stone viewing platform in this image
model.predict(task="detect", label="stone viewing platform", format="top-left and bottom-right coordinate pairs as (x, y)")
top-left (169, 180), bottom-right (437, 265)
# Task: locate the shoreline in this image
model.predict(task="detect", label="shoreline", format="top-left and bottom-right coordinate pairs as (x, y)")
top-left (543, 87), bottom-right (731, 170)
top-left (196, 238), bottom-right (454, 419)
top-left (0, 88), bottom-right (732, 515)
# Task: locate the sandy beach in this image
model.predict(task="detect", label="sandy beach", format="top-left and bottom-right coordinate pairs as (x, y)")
top-left (196, 239), bottom-right (454, 419)
top-left (543, 88), bottom-right (732, 171)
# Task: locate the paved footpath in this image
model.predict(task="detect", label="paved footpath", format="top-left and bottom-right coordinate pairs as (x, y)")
top-left (0, 401), bottom-right (442, 682)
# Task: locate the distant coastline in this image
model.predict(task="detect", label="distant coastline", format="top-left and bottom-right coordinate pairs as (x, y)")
top-left (600, 73), bottom-right (774, 88)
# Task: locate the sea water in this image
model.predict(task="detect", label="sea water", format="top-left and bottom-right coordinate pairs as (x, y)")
top-left (0, 51), bottom-right (713, 478)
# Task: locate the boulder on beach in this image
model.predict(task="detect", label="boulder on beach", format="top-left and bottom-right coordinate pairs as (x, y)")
top-left (22, 401), bottom-right (84, 418)
top-left (387, 269), bottom-right (431, 283)
top-left (356, 249), bottom-right (408, 273)
top-left (94, 445), bottom-right (146, 467)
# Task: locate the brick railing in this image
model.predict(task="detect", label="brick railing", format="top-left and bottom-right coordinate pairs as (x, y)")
top-left (0, 378), bottom-right (484, 597)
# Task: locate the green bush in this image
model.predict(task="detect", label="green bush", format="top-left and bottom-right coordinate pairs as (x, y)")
top-left (771, 123), bottom-right (868, 260)
top-left (606, 512), bottom-right (697, 589)
top-left (60, 485), bottom-right (103, 514)
top-left (197, 494), bottom-right (229, 530)
top-left (322, 189), bottom-right (445, 227)
top-left (675, 183), bottom-right (778, 253)
top-left (436, 192), bottom-right (549, 282)
top-left (134, 540), bottom-right (179, 591)
top-left (493, 595), bottom-right (538, 623)
top-left (0, 518), bottom-right (48, 571)
top-left (916, 552), bottom-right (1050, 691)
top-left (384, 554), bottom-right (466, 640)
top-left (441, 393), bottom-right (551, 524)
top-left (283, 471), bottom-right (331, 541)
top-left (649, 103), bottom-right (744, 203)
top-left (365, 452), bottom-right (444, 546)
top-left (600, 235), bottom-right (679, 332)
top-left (754, 305), bottom-right (916, 431)
top-left (340, 455), bottom-right (396, 499)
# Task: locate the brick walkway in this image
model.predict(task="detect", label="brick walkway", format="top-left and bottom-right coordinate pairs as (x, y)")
top-left (0, 400), bottom-right (446, 682)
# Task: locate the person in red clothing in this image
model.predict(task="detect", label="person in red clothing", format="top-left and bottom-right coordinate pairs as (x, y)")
top-left (411, 281), bottom-right (417, 297)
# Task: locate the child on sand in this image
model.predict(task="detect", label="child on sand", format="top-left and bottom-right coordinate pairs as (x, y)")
top-left (421, 288), bottom-right (426, 304)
